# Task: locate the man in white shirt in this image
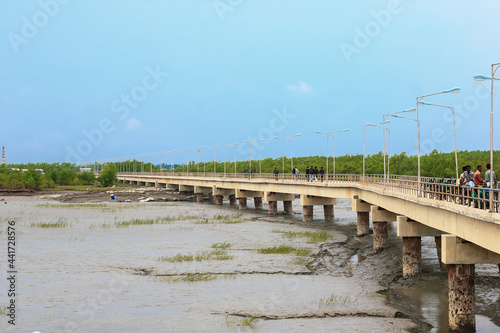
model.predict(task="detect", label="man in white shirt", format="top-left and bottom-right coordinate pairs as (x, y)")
top-left (485, 163), bottom-right (497, 187)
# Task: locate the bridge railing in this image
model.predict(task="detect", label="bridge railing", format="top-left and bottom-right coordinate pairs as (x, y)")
top-left (117, 172), bottom-right (498, 213)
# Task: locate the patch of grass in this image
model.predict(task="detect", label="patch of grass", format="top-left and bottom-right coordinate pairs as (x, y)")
top-left (114, 216), bottom-right (175, 227)
top-left (346, 222), bottom-right (357, 228)
top-left (211, 242), bottom-right (231, 249)
top-left (272, 229), bottom-right (334, 243)
top-left (158, 249), bottom-right (233, 262)
top-left (193, 214), bottom-right (244, 225)
top-left (158, 253), bottom-right (194, 262)
top-left (318, 293), bottom-right (357, 307)
top-left (31, 219), bottom-right (67, 228)
top-left (225, 315), bottom-right (259, 327)
top-left (257, 245), bottom-right (311, 256)
top-left (0, 306), bottom-right (7, 315)
top-left (157, 273), bottom-right (218, 283)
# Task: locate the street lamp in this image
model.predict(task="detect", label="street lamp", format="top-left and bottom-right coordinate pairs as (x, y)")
top-left (244, 139), bottom-right (266, 177)
top-left (186, 148), bottom-right (197, 173)
top-left (418, 101), bottom-right (459, 179)
top-left (382, 108), bottom-right (416, 180)
top-left (202, 146), bottom-right (218, 175)
top-left (390, 114), bottom-right (420, 178)
top-left (416, 87), bottom-right (460, 193)
top-left (274, 134), bottom-right (301, 175)
top-left (314, 129), bottom-right (349, 180)
top-left (474, 64), bottom-right (500, 212)
top-left (363, 121), bottom-right (390, 178)
top-left (221, 143), bottom-right (240, 177)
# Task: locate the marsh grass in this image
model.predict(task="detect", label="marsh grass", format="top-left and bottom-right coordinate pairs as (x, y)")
top-left (318, 293), bottom-right (357, 307)
top-left (156, 273), bottom-right (236, 283)
top-left (225, 315), bottom-right (259, 327)
top-left (193, 214), bottom-right (244, 225)
top-left (272, 229), bottom-right (334, 243)
top-left (158, 249), bottom-right (233, 262)
top-left (31, 217), bottom-right (67, 228)
top-left (257, 245), bottom-right (311, 256)
top-left (211, 242), bottom-right (231, 249)
top-left (114, 217), bottom-right (175, 227)
top-left (288, 258), bottom-right (309, 265)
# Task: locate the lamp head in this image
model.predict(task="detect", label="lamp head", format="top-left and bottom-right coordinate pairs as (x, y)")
top-left (274, 136), bottom-right (280, 139)
top-left (342, 128), bottom-right (349, 132)
top-left (443, 87), bottom-right (460, 94)
top-left (474, 74), bottom-right (490, 81)
top-left (314, 131), bottom-right (321, 134)
top-left (295, 133), bottom-right (302, 137)
top-left (418, 100), bottom-right (432, 106)
top-left (404, 107), bottom-right (416, 112)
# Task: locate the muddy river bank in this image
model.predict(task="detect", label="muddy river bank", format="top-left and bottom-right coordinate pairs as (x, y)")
top-left (1, 187), bottom-right (499, 332)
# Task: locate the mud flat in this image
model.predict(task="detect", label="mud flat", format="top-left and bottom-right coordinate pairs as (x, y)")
top-left (0, 189), bottom-right (498, 332)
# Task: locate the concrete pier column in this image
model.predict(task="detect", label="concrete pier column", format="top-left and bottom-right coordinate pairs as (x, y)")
top-left (196, 193), bottom-right (204, 203)
top-left (215, 195), bottom-right (224, 205)
top-left (323, 205), bottom-right (334, 223)
top-left (283, 201), bottom-right (293, 214)
top-left (254, 197), bottom-right (263, 208)
top-left (448, 263), bottom-right (475, 332)
top-left (268, 201), bottom-right (278, 215)
top-left (357, 212), bottom-right (370, 237)
top-left (402, 237), bottom-right (421, 277)
top-left (229, 194), bottom-right (237, 205)
top-left (239, 197), bottom-right (247, 210)
top-left (434, 236), bottom-right (447, 272)
top-left (208, 193), bottom-right (214, 203)
top-left (302, 205), bottom-right (313, 222)
top-left (372, 221), bottom-right (388, 253)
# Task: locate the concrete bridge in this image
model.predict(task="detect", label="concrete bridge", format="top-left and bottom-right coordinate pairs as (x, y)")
top-left (117, 171), bottom-right (500, 332)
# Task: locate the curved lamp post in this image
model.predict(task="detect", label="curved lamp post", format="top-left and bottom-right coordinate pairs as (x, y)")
top-left (363, 121), bottom-right (390, 178)
top-left (314, 129), bottom-right (349, 180)
top-left (474, 64), bottom-right (500, 212)
top-left (274, 134), bottom-right (301, 175)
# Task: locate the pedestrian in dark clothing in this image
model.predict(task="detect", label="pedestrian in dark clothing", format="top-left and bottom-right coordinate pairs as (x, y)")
top-left (274, 167), bottom-right (279, 180)
top-left (313, 166), bottom-right (319, 181)
top-left (319, 167), bottom-right (325, 182)
top-left (306, 166), bottom-right (310, 181)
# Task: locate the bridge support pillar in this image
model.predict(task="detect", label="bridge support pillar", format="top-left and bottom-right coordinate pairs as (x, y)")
top-left (302, 205), bottom-right (313, 222)
top-left (215, 195), bottom-right (224, 205)
top-left (357, 212), bottom-right (370, 237)
top-left (254, 197), bottom-right (263, 208)
top-left (434, 236), bottom-right (447, 272)
top-left (208, 193), bottom-right (214, 203)
top-left (268, 201), bottom-right (278, 215)
top-left (283, 201), bottom-right (293, 214)
top-left (229, 194), bottom-right (237, 205)
top-left (352, 197), bottom-right (371, 236)
top-left (372, 222), bottom-right (388, 253)
top-left (239, 197), bottom-right (247, 210)
top-left (196, 193), bottom-right (204, 203)
top-left (402, 237), bottom-right (421, 277)
top-left (323, 205), bottom-right (334, 223)
top-left (300, 195), bottom-right (336, 223)
top-left (448, 263), bottom-right (475, 332)
top-left (442, 235), bottom-right (500, 332)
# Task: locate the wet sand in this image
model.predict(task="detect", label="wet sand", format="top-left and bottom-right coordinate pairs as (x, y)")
top-left (1, 187), bottom-right (499, 332)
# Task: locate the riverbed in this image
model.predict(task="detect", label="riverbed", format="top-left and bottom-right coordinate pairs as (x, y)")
top-left (0, 190), bottom-right (499, 332)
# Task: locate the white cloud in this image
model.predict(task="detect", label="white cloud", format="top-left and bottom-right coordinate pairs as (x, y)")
top-left (126, 118), bottom-right (142, 130)
top-left (285, 80), bottom-right (313, 95)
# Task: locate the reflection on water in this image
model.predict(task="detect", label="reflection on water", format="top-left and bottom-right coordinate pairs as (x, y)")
top-left (394, 288), bottom-right (500, 332)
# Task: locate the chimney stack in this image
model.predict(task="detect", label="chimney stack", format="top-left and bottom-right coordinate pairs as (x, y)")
top-left (2, 146), bottom-right (5, 164)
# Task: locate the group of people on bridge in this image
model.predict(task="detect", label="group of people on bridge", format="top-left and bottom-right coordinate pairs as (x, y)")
top-left (459, 164), bottom-right (497, 188)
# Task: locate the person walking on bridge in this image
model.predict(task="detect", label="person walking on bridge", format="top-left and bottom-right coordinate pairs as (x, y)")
top-left (319, 167), bottom-right (325, 182)
top-left (485, 163), bottom-right (497, 188)
top-left (474, 165), bottom-right (486, 187)
top-left (274, 167), bottom-right (279, 181)
top-left (305, 166), bottom-right (310, 182)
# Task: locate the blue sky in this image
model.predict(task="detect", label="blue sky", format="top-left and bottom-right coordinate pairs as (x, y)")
top-left (1, 0), bottom-right (500, 164)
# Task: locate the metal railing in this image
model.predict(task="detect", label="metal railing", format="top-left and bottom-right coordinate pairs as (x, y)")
top-left (117, 172), bottom-right (499, 213)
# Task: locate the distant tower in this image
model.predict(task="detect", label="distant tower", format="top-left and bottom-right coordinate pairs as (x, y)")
top-left (2, 146), bottom-right (5, 164)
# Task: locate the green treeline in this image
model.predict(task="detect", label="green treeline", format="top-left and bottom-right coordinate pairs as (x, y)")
top-left (124, 149), bottom-right (499, 178)
top-left (1, 149), bottom-right (498, 190)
